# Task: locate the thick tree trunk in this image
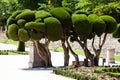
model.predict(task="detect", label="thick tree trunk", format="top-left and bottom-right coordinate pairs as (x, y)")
top-left (29, 41), bottom-right (52, 68)
top-left (61, 39), bottom-right (70, 66)
top-left (17, 41), bottom-right (25, 52)
top-left (94, 56), bottom-right (99, 66)
top-left (63, 47), bottom-right (69, 66)
top-left (66, 40), bottom-right (80, 66)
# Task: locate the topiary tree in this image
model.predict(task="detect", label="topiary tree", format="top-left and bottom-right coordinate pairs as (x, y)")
top-left (71, 13), bottom-right (117, 66)
top-left (50, 7), bottom-right (80, 66)
top-left (7, 9), bottom-right (63, 67)
top-left (90, 15), bottom-right (117, 66)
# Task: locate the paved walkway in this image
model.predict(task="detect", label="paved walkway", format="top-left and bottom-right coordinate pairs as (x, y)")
top-left (0, 43), bottom-right (81, 80)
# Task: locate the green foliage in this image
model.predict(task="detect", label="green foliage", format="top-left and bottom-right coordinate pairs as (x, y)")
top-left (93, 18), bottom-right (106, 36)
top-left (35, 18), bottom-right (42, 22)
top-left (50, 7), bottom-right (72, 29)
top-left (25, 22), bottom-right (45, 32)
top-left (63, 7), bottom-right (73, 15)
top-left (17, 19), bottom-right (26, 26)
top-left (72, 14), bottom-right (92, 38)
top-left (35, 10), bottom-right (52, 19)
top-left (74, 10), bottom-right (89, 15)
top-left (15, 10), bottom-right (35, 21)
top-left (7, 16), bottom-right (15, 25)
top-left (100, 15), bottom-right (117, 33)
top-left (18, 28), bottom-right (29, 42)
top-left (88, 14), bottom-right (106, 36)
top-left (7, 24), bottom-right (19, 41)
top-left (112, 24), bottom-right (120, 38)
top-left (29, 30), bottom-right (43, 41)
top-left (44, 17), bottom-right (63, 41)
top-left (11, 10), bottom-right (22, 18)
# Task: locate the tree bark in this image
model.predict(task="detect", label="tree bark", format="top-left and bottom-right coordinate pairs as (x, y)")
top-left (17, 41), bottom-right (25, 52)
top-left (66, 40), bottom-right (80, 66)
top-left (29, 41), bottom-right (52, 68)
top-left (61, 38), bottom-right (70, 66)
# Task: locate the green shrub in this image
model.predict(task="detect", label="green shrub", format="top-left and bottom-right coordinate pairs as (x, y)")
top-left (18, 28), bottom-right (30, 42)
top-left (35, 10), bottom-right (52, 19)
top-left (100, 15), bottom-right (117, 33)
top-left (44, 17), bottom-right (63, 41)
top-left (17, 19), bottom-right (27, 26)
top-left (25, 22), bottom-right (45, 32)
top-left (72, 14), bottom-right (92, 38)
top-left (29, 30), bottom-right (43, 40)
top-left (15, 10), bottom-right (35, 21)
top-left (8, 24), bottom-right (19, 41)
top-left (50, 7), bottom-right (72, 29)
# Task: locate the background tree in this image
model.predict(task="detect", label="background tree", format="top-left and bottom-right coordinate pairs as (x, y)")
top-left (17, 0), bottom-right (47, 10)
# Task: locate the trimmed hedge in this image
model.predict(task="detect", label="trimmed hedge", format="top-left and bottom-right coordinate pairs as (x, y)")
top-left (53, 68), bottom-right (98, 80)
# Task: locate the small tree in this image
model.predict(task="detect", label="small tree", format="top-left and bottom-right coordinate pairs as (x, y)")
top-left (71, 13), bottom-right (117, 66)
top-left (7, 9), bottom-right (63, 67)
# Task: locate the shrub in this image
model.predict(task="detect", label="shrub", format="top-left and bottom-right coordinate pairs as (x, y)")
top-left (25, 22), bottom-right (45, 32)
top-left (72, 14), bottom-right (92, 38)
top-left (44, 17), bottom-right (63, 41)
top-left (8, 24), bottom-right (19, 41)
top-left (100, 15), bottom-right (117, 33)
top-left (35, 10), bottom-right (52, 19)
top-left (18, 28), bottom-right (30, 42)
top-left (50, 7), bottom-right (72, 29)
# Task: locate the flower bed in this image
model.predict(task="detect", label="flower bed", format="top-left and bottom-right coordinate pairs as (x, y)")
top-left (53, 66), bottom-right (119, 80)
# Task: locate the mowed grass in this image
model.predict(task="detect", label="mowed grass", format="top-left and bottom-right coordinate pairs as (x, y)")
top-left (115, 55), bottom-right (120, 62)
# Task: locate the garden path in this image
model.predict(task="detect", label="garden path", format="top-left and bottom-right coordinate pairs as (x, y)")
top-left (0, 43), bottom-right (82, 80)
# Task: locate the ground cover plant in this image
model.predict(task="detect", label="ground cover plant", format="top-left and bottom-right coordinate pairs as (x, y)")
top-left (53, 66), bottom-right (120, 80)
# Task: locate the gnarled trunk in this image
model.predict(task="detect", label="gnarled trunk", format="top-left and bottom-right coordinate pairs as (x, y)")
top-left (29, 41), bottom-right (52, 68)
